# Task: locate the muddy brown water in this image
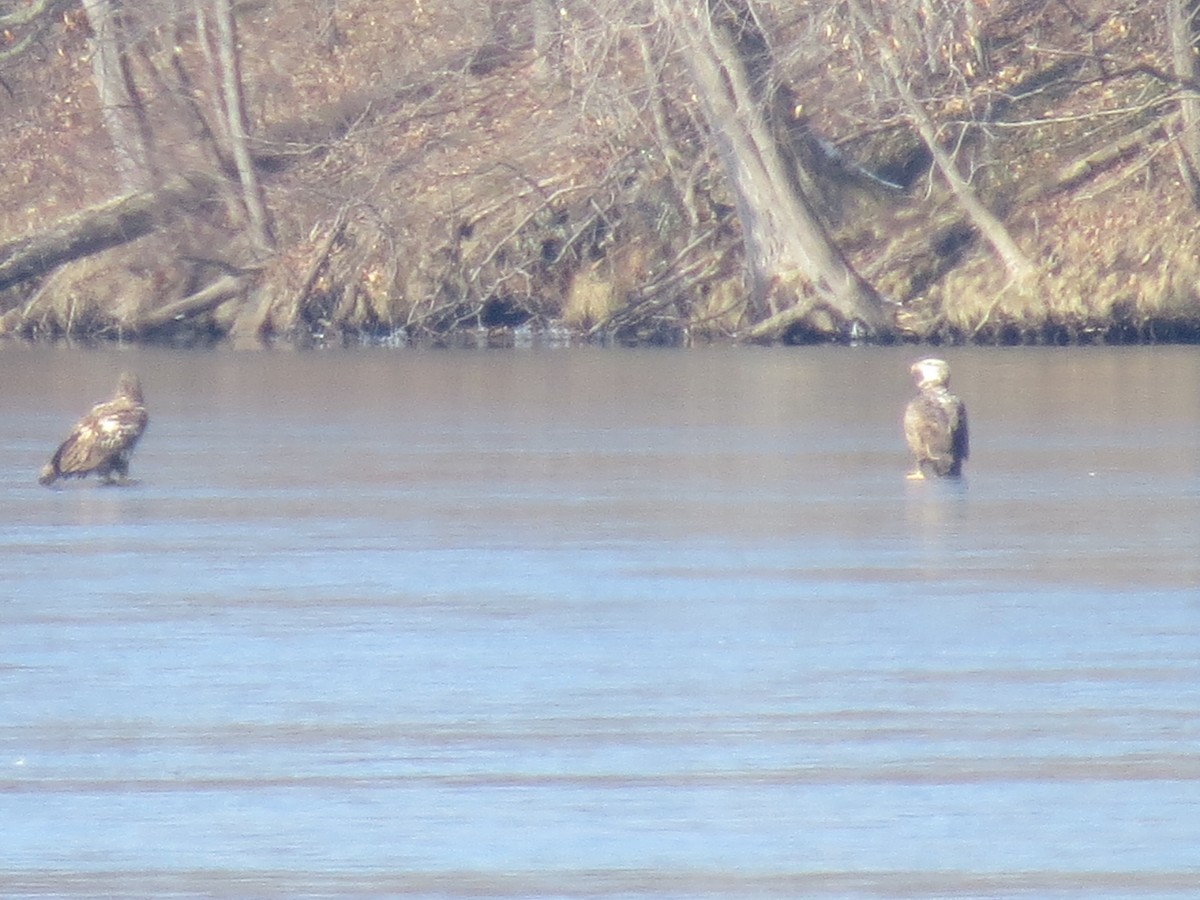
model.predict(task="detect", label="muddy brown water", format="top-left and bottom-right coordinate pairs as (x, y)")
top-left (2, 345), bottom-right (1198, 898)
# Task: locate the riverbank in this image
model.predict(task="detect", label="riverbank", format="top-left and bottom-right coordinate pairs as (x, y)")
top-left (1, 2), bottom-right (1198, 347)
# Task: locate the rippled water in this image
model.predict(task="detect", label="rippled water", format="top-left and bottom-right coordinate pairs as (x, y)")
top-left (2, 345), bottom-right (1198, 898)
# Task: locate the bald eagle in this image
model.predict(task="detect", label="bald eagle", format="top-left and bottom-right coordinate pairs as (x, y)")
top-left (903, 358), bottom-right (968, 479)
top-left (39, 372), bottom-right (148, 487)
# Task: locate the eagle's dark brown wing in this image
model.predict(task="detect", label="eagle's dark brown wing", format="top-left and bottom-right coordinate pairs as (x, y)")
top-left (904, 389), bottom-right (968, 477)
top-left (39, 396), bottom-right (148, 485)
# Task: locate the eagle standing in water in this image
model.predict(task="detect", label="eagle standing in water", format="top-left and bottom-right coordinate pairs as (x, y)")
top-left (39, 372), bottom-right (149, 486)
top-left (903, 358), bottom-right (968, 479)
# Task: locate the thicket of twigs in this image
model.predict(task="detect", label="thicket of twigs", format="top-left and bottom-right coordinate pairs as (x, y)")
top-left (1, 1), bottom-right (1199, 346)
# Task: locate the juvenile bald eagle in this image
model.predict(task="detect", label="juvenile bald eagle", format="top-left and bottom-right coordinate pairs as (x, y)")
top-left (39, 372), bottom-right (148, 487)
top-left (903, 358), bottom-right (968, 479)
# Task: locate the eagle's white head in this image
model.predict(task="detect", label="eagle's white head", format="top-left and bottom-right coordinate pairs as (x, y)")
top-left (911, 357), bottom-right (951, 390)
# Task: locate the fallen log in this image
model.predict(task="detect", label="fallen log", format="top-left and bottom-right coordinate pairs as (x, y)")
top-left (132, 273), bottom-right (248, 334)
top-left (0, 171), bottom-right (220, 293)
top-left (1054, 118), bottom-right (1169, 192)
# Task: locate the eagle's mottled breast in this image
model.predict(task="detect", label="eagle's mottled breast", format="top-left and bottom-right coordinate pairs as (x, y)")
top-left (903, 359), bottom-right (968, 479)
top-left (39, 373), bottom-right (149, 486)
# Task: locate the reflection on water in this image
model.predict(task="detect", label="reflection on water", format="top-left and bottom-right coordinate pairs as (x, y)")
top-left (1, 346), bottom-right (1198, 898)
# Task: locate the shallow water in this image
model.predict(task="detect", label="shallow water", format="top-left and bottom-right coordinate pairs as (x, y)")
top-left (2, 345), bottom-right (1198, 898)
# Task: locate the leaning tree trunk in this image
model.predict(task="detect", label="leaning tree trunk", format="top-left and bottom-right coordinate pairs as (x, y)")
top-left (0, 172), bottom-right (219, 293)
top-left (847, 0), bottom-right (1035, 282)
top-left (654, 0), bottom-right (887, 341)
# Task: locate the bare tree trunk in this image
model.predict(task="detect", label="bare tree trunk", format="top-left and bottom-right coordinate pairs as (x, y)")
top-left (655, 0), bottom-right (886, 339)
top-left (316, 0), bottom-right (342, 54)
top-left (888, 51), bottom-right (1035, 281)
top-left (209, 0), bottom-right (275, 251)
top-left (847, 0), bottom-right (1034, 282)
top-left (1167, 0), bottom-right (1200, 203)
top-left (531, 0), bottom-right (561, 82)
top-left (81, 0), bottom-right (156, 192)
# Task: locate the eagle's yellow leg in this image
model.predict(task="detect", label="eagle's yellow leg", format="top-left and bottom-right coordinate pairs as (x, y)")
top-left (906, 470), bottom-right (926, 480)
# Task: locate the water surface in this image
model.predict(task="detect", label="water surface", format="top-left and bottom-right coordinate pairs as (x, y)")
top-left (2, 346), bottom-right (1198, 898)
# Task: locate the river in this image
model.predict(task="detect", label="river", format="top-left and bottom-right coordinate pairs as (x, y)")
top-left (2, 345), bottom-right (1198, 898)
